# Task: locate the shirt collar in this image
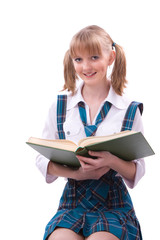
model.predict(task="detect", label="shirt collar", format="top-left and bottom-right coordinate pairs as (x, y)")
top-left (66, 81), bottom-right (84, 110)
top-left (106, 85), bottom-right (129, 109)
top-left (66, 81), bottom-right (129, 110)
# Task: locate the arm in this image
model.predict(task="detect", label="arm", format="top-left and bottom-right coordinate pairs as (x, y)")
top-left (36, 99), bottom-right (110, 182)
top-left (77, 108), bottom-right (145, 188)
top-left (47, 160), bottom-right (111, 181)
top-left (36, 101), bottom-right (59, 183)
top-left (77, 151), bottom-right (136, 182)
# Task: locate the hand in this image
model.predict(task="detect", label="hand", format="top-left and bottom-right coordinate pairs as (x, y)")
top-left (76, 150), bottom-right (115, 171)
top-left (73, 165), bottom-right (110, 181)
top-left (48, 159), bottom-right (109, 181)
top-left (76, 151), bottom-right (136, 183)
top-left (73, 151), bottom-right (115, 180)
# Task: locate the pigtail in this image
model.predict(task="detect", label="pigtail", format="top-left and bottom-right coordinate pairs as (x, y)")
top-left (111, 44), bottom-right (127, 96)
top-left (63, 50), bottom-right (78, 95)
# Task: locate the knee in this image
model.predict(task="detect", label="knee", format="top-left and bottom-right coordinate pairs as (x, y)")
top-left (47, 228), bottom-right (84, 240)
top-left (48, 229), bottom-right (62, 240)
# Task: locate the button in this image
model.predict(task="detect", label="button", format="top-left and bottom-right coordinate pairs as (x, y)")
top-left (67, 131), bottom-right (70, 135)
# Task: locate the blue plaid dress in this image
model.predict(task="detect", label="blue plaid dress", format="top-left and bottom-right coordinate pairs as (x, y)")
top-left (43, 96), bottom-right (143, 240)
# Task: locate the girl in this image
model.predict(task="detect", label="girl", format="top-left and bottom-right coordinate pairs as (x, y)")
top-left (36, 25), bottom-right (145, 240)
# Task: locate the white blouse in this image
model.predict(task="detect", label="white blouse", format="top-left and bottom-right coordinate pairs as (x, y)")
top-left (36, 82), bottom-right (145, 188)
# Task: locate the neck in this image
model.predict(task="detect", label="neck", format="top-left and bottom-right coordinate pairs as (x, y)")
top-left (82, 80), bottom-right (110, 103)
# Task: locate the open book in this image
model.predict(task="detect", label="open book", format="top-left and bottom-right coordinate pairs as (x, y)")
top-left (26, 131), bottom-right (155, 168)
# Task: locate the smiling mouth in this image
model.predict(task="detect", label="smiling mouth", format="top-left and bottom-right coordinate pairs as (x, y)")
top-left (83, 72), bottom-right (97, 77)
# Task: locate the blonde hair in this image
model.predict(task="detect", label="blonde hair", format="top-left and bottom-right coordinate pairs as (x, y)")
top-left (63, 25), bottom-right (127, 95)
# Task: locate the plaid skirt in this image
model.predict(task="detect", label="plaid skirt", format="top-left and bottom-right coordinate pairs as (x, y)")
top-left (43, 170), bottom-right (142, 240)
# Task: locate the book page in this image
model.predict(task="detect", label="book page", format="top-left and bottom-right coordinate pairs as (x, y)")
top-left (78, 131), bottom-right (136, 147)
top-left (28, 137), bottom-right (78, 152)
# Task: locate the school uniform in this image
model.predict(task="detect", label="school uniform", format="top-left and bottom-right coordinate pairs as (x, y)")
top-left (36, 82), bottom-right (144, 239)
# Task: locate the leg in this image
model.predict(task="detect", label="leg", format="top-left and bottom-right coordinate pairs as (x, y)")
top-left (85, 231), bottom-right (119, 240)
top-left (48, 227), bottom-right (84, 240)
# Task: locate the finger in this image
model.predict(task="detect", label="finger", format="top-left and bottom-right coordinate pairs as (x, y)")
top-left (78, 159), bottom-right (96, 171)
top-left (79, 159), bottom-right (88, 169)
top-left (77, 155), bottom-right (96, 164)
top-left (88, 150), bottom-right (104, 157)
top-left (89, 150), bottom-right (111, 158)
top-left (80, 156), bottom-right (98, 165)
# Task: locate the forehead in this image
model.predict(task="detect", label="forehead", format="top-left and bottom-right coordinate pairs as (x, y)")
top-left (70, 35), bottom-right (103, 58)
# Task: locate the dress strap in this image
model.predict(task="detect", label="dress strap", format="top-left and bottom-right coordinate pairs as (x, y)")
top-left (57, 95), bottom-right (67, 139)
top-left (121, 101), bottom-right (143, 131)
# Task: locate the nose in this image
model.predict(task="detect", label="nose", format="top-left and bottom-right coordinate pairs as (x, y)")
top-left (82, 60), bottom-right (92, 72)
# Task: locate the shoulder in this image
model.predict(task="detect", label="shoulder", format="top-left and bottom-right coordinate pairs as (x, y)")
top-left (49, 89), bottom-right (71, 109)
top-left (57, 82), bottom-right (84, 111)
top-left (107, 86), bottom-right (140, 111)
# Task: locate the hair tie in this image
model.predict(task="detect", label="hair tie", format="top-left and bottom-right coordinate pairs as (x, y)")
top-left (112, 42), bottom-right (116, 48)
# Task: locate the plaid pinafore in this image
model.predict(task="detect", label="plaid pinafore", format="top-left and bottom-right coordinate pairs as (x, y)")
top-left (43, 96), bottom-right (143, 240)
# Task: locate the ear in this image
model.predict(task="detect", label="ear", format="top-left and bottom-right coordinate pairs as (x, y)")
top-left (109, 50), bottom-right (116, 66)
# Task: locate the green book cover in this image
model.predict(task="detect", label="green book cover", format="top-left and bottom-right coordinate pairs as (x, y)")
top-left (26, 131), bottom-right (155, 168)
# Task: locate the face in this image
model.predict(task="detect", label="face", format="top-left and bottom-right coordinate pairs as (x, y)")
top-left (72, 49), bottom-right (115, 86)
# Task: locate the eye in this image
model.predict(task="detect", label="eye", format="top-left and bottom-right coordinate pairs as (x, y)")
top-left (91, 56), bottom-right (99, 60)
top-left (74, 57), bottom-right (82, 62)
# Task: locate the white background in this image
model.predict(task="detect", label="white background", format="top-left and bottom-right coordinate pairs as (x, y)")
top-left (0, 0), bottom-right (159, 239)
